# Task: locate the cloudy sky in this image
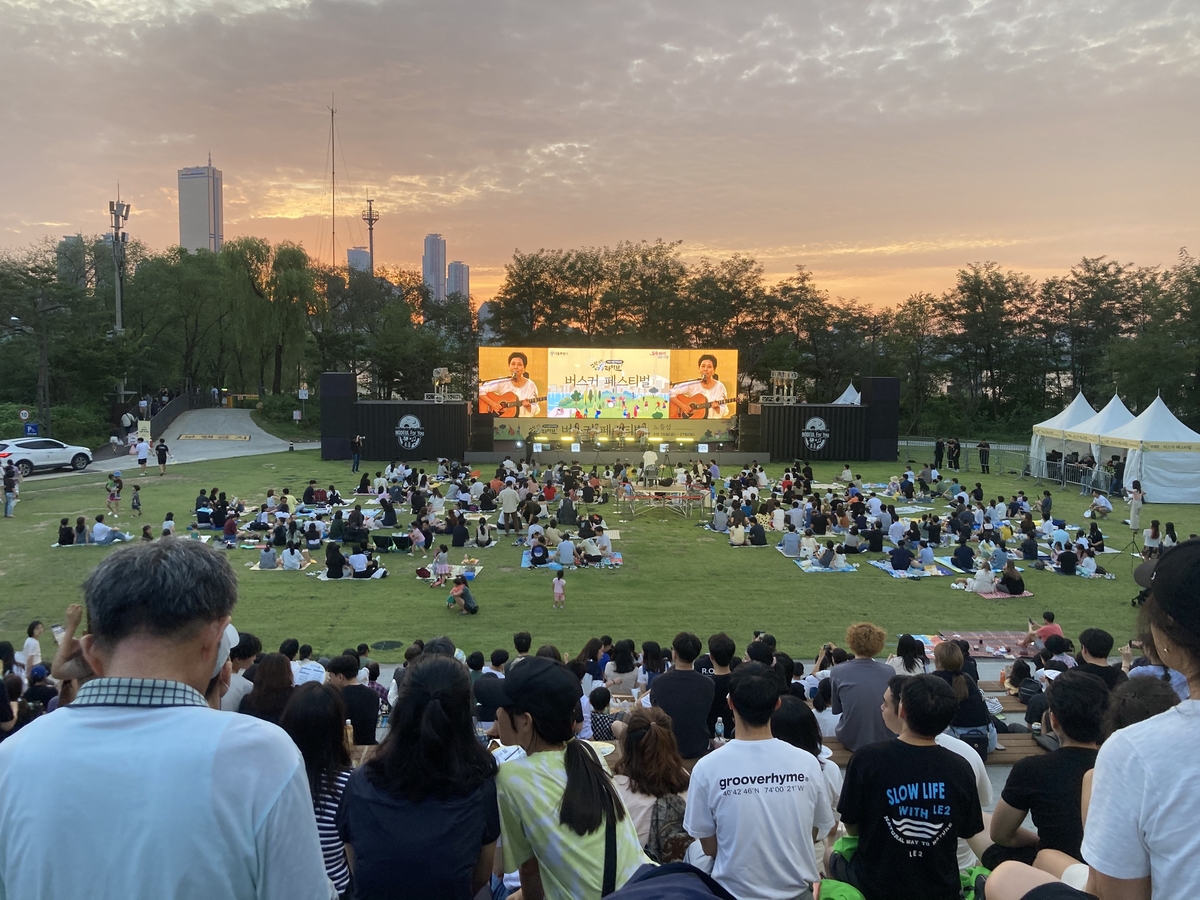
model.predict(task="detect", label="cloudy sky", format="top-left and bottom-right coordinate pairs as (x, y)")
top-left (3, 0), bottom-right (1198, 303)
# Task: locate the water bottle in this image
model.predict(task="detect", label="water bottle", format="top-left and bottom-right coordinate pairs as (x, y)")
top-left (714, 720), bottom-right (725, 742)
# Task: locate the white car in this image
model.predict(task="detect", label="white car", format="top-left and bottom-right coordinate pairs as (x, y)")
top-left (0, 438), bottom-right (93, 476)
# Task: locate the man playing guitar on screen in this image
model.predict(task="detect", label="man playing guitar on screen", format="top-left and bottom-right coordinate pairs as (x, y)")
top-left (669, 353), bottom-right (729, 418)
top-left (479, 351), bottom-right (542, 417)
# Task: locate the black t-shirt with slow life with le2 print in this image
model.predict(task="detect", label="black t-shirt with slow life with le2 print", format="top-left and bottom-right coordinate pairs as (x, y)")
top-left (838, 740), bottom-right (983, 900)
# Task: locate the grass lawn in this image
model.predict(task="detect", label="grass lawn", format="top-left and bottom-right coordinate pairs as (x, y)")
top-left (2, 451), bottom-right (1188, 667)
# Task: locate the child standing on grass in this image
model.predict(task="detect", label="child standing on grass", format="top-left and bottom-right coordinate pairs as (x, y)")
top-left (430, 544), bottom-right (450, 588)
top-left (106, 473), bottom-right (123, 517)
top-left (130, 485), bottom-right (142, 517)
top-left (552, 571), bottom-right (566, 610)
top-left (410, 522), bottom-right (427, 558)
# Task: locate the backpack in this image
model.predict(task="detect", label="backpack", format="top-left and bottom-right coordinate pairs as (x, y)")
top-left (608, 863), bottom-right (736, 899)
top-left (1017, 678), bottom-right (1043, 705)
top-left (644, 794), bottom-right (693, 864)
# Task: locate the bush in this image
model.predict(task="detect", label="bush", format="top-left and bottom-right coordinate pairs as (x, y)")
top-left (0, 403), bottom-right (110, 449)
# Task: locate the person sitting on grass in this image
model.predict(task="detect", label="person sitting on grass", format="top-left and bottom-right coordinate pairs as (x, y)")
top-left (816, 540), bottom-right (837, 568)
top-left (780, 524), bottom-right (801, 557)
top-left (800, 528), bottom-right (820, 559)
top-left (888, 538), bottom-right (917, 572)
top-left (728, 521), bottom-right (746, 547)
top-left (92, 514), bottom-right (135, 546)
top-left (575, 535), bottom-right (602, 567)
top-left (953, 558), bottom-right (998, 594)
top-left (528, 535), bottom-right (550, 568)
top-left (473, 517), bottom-right (493, 548)
top-left (588, 686), bottom-right (616, 740)
top-left (747, 517), bottom-right (768, 546)
top-left (952, 537), bottom-right (976, 572)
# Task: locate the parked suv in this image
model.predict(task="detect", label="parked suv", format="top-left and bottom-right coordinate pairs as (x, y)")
top-left (0, 438), bottom-right (92, 476)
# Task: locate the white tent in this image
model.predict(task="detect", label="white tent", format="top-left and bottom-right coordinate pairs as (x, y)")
top-left (832, 383), bottom-right (861, 405)
top-left (1061, 394), bottom-right (1135, 465)
top-left (1028, 393), bottom-right (1096, 478)
top-left (1100, 396), bottom-right (1200, 504)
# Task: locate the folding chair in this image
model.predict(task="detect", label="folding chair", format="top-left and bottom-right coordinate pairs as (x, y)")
top-left (372, 534), bottom-right (395, 553)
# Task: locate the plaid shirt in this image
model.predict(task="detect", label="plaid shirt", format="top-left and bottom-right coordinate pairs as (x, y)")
top-left (71, 677), bottom-right (208, 709)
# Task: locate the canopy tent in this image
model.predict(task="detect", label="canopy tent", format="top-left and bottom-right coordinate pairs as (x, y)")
top-left (1028, 393), bottom-right (1096, 478)
top-left (1061, 394), bottom-right (1135, 465)
top-left (1100, 396), bottom-right (1200, 504)
top-left (832, 383), bottom-right (861, 405)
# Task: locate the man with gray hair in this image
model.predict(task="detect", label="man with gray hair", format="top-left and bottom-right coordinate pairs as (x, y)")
top-left (0, 540), bottom-right (336, 899)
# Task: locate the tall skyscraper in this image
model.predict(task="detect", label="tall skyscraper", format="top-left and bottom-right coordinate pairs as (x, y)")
top-left (178, 158), bottom-right (223, 253)
top-left (347, 247), bottom-right (371, 272)
top-left (422, 233), bottom-right (446, 301)
top-left (447, 261), bottom-right (470, 299)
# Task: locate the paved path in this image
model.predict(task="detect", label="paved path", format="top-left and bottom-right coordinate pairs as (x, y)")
top-left (22, 409), bottom-right (318, 484)
top-left (159, 408), bottom-right (319, 463)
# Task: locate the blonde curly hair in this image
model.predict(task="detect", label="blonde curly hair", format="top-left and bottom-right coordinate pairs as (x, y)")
top-left (845, 622), bottom-right (887, 658)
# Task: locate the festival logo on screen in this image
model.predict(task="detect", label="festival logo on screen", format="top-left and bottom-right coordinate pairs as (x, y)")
top-left (394, 415), bottom-right (424, 450)
top-left (803, 417), bottom-right (830, 451)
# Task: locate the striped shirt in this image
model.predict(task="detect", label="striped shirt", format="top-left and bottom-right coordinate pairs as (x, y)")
top-left (314, 769), bottom-right (352, 893)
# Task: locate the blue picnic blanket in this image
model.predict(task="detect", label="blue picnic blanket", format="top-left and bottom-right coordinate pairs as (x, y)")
top-left (870, 560), bottom-right (955, 579)
top-left (795, 559), bottom-right (858, 573)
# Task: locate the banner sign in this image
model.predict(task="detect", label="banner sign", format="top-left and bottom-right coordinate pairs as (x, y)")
top-left (478, 347), bottom-right (738, 421)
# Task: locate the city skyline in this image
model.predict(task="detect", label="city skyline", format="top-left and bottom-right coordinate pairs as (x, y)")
top-left (3, 1), bottom-right (1199, 306)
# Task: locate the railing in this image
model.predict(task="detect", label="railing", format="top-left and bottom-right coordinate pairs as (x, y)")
top-left (150, 390), bottom-right (209, 440)
top-left (896, 438), bottom-right (1029, 478)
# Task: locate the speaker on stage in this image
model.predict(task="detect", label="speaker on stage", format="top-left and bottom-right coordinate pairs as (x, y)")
top-left (737, 413), bottom-right (761, 453)
top-left (860, 377), bottom-right (900, 462)
top-left (470, 414), bottom-right (494, 452)
top-left (320, 372), bottom-right (356, 460)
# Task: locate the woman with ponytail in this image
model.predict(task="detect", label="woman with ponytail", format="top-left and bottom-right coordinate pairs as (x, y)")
top-left (475, 656), bottom-right (648, 899)
top-left (612, 707), bottom-right (691, 847)
top-left (336, 654), bottom-right (499, 900)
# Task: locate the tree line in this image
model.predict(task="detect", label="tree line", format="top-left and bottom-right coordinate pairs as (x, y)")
top-left (0, 234), bottom-right (1196, 446)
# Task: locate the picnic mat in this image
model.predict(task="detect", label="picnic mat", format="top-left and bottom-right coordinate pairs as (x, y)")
top-left (730, 542), bottom-right (771, 548)
top-left (315, 570), bottom-right (389, 581)
top-left (248, 559), bottom-right (316, 571)
top-left (794, 559), bottom-right (858, 573)
top-left (523, 550), bottom-right (623, 570)
top-left (977, 590), bottom-right (1035, 599)
top-left (870, 560), bottom-right (955, 579)
top-left (701, 524), bottom-right (730, 534)
top-left (937, 630), bottom-right (1028, 658)
top-left (775, 546), bottom-right (801, 559)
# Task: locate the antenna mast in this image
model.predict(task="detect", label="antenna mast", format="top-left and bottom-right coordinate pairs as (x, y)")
top-left (329, 98), bottom-right (336, 267)
top-left (361, 197), bottom-right (379, 275)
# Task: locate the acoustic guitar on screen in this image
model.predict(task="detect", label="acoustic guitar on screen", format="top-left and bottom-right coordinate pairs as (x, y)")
top-left (669, 394), bottom-right (720, 419)
top-left (479, 392), bottom-right (549, 417)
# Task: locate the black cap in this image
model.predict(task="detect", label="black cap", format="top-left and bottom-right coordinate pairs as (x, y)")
top-left (1136, 539), bottom-right (1200, 635)
top-left (472, 656), bottom-right (580, 722)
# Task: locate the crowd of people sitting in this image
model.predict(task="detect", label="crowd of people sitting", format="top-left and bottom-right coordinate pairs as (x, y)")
top-left (2, 536), bottom-right (1197, 900)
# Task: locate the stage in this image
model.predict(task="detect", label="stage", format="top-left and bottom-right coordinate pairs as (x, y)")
top-left (466, 450), bottom-right (769, 466)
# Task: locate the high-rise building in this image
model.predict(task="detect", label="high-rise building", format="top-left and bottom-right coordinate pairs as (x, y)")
top-left (55, 234), bottom-right (87, 287)
top-left (447, 261), bottom-right (470, 299)
top-left (347, 247), bottom-right (371, 272)
top-left (422, 233), bottom-right (446, 301)
top-left (178, 159), bottom-right (223, 253)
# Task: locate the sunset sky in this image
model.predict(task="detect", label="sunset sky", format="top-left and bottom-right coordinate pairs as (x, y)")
top-left (3, 0), bottom-right (1198, 304)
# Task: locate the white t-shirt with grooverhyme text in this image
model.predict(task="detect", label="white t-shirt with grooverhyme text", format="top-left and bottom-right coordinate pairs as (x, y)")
top-left (684, 737), bottom-right (835, 900)
top-left (1082, 700), bottom-right (1200, 899)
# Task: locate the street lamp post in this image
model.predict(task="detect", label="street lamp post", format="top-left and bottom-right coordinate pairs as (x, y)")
top-left (109, 200), bottom-right (129, 335)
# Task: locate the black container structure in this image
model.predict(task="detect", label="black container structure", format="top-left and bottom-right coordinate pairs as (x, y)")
top-left (759, 377), bottom-right (900, 463)
top-left (320, 373), bottom-right (470, 461)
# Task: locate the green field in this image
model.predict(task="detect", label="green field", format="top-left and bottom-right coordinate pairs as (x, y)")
top-left (2, 452), bottom-right (1187, 667)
